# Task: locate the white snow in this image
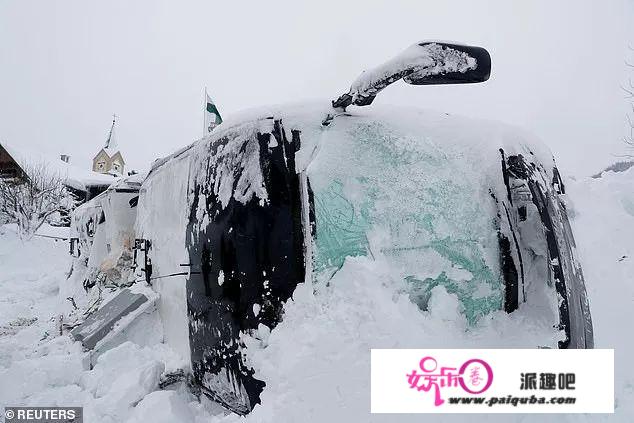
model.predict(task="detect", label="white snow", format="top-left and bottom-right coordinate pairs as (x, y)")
top-left (1, 156), bottom-right (632, 422)
top-left (136, 147), bottom-right (193, 362)
top-left (565, 168), bottom-right (634, 419)
top-left (126, 390), bottom-right (195, 423)
top-left (193, 118), bottom-right (272, 208)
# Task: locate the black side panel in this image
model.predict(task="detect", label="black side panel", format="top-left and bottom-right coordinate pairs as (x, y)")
top-left (490, 189), bottom-right (522, 314)
top-left (185, 120), bottom-right (307, 414)
top-left (499, 151), bottom-right (593, 349)
top-left (498, 228), bottom-right (519, 312)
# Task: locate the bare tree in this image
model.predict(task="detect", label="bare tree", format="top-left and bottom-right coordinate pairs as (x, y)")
top-left (0, 161), bottom-right (74, 239)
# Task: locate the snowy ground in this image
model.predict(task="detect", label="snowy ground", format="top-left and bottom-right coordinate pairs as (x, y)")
top-left (0, 168), bottom-right (632, 422)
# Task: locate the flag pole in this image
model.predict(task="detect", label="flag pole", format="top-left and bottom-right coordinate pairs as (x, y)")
top-left (203, 86), bottom-right (207, 138)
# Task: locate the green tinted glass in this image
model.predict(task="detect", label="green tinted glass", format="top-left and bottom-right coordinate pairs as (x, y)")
top-left (309, 120), bottom-right (503, 323)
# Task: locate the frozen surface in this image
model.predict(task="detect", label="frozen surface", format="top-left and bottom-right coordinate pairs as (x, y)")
top-left (309, 115), bottom-right (505, 322)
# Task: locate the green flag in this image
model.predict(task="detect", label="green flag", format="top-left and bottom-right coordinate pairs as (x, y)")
top-left (205, 92), bottom-right (222, 134)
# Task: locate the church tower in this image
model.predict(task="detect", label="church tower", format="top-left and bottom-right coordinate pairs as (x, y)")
top-left (93, 115), bottom-right (125, 176)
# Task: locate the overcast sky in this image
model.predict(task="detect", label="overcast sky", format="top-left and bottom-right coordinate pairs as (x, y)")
top-left (1, 0), bottom-right (632, 176)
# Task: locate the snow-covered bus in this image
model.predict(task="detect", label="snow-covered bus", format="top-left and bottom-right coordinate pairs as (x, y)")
top-left (69, 41), bottom-right (593, 415)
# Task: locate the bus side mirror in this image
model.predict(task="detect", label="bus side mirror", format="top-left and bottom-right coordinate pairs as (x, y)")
top-left (332, 41), bottom-right (491, 109)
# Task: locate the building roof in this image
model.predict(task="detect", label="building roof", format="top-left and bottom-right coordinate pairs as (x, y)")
top-left (0, 141), bottom-right (118, 192)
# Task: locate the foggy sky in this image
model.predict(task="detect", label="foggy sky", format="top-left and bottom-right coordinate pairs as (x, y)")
top-left (1, 0), bottom-right (632, 176)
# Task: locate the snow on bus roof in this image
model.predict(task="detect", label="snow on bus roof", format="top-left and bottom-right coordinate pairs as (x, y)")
top-left (145, 100), bottom-right (557, 185)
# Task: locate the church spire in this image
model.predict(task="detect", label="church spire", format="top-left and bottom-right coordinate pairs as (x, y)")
top-left (104, 114), bottom-right (118, 153)
top-left (93, 113), bottom-right (125, 175)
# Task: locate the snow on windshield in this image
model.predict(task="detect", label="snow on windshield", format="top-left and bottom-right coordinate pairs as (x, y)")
top-left (308, 115), bottom-right (503, 323)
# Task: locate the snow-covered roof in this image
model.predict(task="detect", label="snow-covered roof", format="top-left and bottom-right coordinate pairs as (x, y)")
top-left (0, 141), bottom-right (118, 192)
top-left (592, 161), bottom-right (634, 178)
top-left (71, 173), bottom-right (144, 227)
top-left (108, 172), bottom-right (144, 191)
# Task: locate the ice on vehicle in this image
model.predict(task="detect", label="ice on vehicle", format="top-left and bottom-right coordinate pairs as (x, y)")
top-left (58, 40), bottom-right (592, 416)
top-left (309, 115), bottom-right (503, 323)
top-left (62, 175), bottom-right (143, 339)
top-left (131, 100), bottom-right (592, 414)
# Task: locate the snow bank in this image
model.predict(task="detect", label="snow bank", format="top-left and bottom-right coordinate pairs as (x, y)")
top-left (566, 167), bottom-right (634, 419)
top-left (126, 391), bottom-right (195, 423)
top-left (0, 227), bottom-right (70, 369)
top-left (0, 231), bottom-right (187, 419)
top-left (233, 257), bottom-right (560, 422)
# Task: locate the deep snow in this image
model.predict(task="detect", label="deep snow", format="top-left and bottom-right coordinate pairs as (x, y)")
top-left (0, 167), bottom-right (632, 422)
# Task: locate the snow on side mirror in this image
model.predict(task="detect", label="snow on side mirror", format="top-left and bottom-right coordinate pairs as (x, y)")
top-left (332, 41), bottom-right (491, 109)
